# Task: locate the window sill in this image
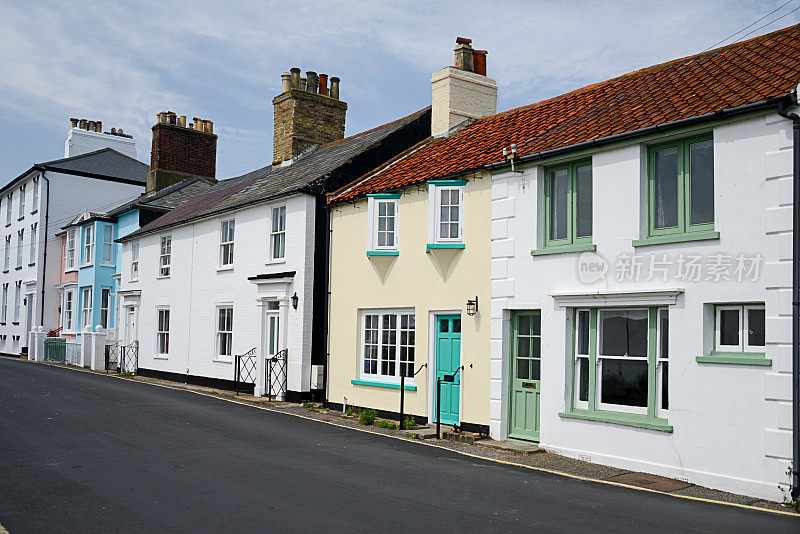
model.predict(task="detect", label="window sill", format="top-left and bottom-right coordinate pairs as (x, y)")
top-left (27, 263), bottom-right (35, 267)
top-left (217, 266), bottom-right (234, 272)
top-left (532, 243), bottom-right (596, 256)
top-left (212, 358), bottom-right (232, 364)
top-left (153, 355), bottom-right (169, 360)
top-left (30, 210), bottom-right (38, 216)
top-left (17, 217), bottom-right (24, 222)
top-left (265, 258), bottom-right (286, 265)
top-left (426, 243), bottom-right (465, 251)
top-left (351, 379), bottom-right (417, 391)
top-left (11, 322), bottom-right (19, 325)
top-left (100, 263), bottom-right (114, 268)
top-left (559, 410), bottom-right (673, 432)
top-left (632, 230), bottom-right (720, 247)
top-left (367, 250), bottom-right (399, 257)
top-left (81, 264), bottom-right (93, 269)
top-left (5, 223), bottom-right (10, 228)
top-left (64, 268), bottom-right (77, 273)
top-left (14, 267), bottom-right (21, 271)
top-left (696, 352), bottom-right (771, 366)
top-left (3, 270), bottom-right (8, 274)
top-left (157, 275), bottom-right (171, 280)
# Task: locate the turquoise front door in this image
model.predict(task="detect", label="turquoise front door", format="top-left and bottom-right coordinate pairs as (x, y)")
top-left (435, 315), bottom-right (461, 425)
top-left (508, 311), bottom-right (542, 442)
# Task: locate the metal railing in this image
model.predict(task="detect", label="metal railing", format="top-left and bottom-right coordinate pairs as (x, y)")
top-left (106, 340), bottom-right (121, 372)
top-left (43, 337), bottom-right (66, 363)
top-left (266, 349), bottom-right (288, 401)
top-left (119, 340), bottom-right (138, 375)
top-left (233, 347), bottom-right (258, 395)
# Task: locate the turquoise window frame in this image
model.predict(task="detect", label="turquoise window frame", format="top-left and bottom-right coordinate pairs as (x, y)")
top-left (540, 159), bottom-right (593, 253)
top-left (366, 193), bottom-right (401, 256)
top-left (696, 303), bottom-right (771, 366)
top-left (559, 307), bottom-right (673, 432)
top-left (639, 134), bottom-right (717, 246)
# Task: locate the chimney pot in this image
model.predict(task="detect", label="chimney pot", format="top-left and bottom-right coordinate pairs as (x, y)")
top-left (306, 71), bottom-right (319, 94)
top-left (118, 128), bottom-right (124, 135)
top-left (69, 118), bottom-right (79, 129)
top-left (472, 50), bottom-right (487, 76)
top-left (281, 72), bottom-right (292, 93)
top-left (87, 120), bottom-right (96, 132)
top-left (167, 112), bottom-right (177, 126)
top-left (318, 73), bottom-right (329, 96)
top-left (330, 77), bottom-right (340, 100)
top-left (178, 115), bottom-right (187, 128)
top-left (79, 119), bottom-right (87, 130)
top-left (193, 117), bottom-right (202, 130)
top-left (111, 128), bottom-right (117, 134)
top-left (158, 112), bottom-right (167, 124)
top-left (299, 77), bottom-right (307, 91)
top-left (456, 36), bottom-right (472, 45)
top-left (290, 68), bottom-right (301, 90)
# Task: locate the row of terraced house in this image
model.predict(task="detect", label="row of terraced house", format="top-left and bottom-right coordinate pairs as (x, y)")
top-left (4, 28), bottom-right (800, 502)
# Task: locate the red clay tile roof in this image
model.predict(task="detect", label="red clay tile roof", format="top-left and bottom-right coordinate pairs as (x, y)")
top-left (332, 24), bottom-right (800, 203)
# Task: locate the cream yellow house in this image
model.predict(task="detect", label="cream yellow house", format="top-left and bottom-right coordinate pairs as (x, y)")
top-left (326, 38), bottom-right (497, 432)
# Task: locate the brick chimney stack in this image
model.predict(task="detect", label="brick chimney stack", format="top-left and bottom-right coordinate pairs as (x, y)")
top-left (272, 67), bottom-right (347, 165)
top-left (147, 111), bottom-right (218, 194)
top-left (430, 37), bottom-right (497, 137)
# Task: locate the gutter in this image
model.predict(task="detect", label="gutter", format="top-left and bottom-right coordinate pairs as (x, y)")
top-left (39, 171), bottom-right (50, 327)
top-left (777, 94), bottom-right (800, 501)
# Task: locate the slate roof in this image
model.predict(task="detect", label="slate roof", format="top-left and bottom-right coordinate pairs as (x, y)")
top-left (121, 107), bottom-right (430, 241)
top-left (107, 176), bottom-right (217, 216)
top-left (332, 24), bottom-right (800, 203)
top-left (1, 147), bottom-right (149, 196)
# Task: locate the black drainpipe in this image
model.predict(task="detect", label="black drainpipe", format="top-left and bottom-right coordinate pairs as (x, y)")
top-left (39, 171), bottom-right (50, 327)
top-left (777, 96), bottom-right (800, 500)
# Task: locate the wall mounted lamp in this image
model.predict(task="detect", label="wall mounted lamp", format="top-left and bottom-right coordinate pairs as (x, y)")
top-left (466, 296), bottom-right (478, 316)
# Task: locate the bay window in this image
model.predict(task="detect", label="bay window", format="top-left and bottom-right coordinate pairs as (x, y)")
top-left (564, 307), bottom-right (671, 430)
top-left (66, 229), bottom-right (76, 270)
top-left (83, 225), bottom-right (94, 266)
top-left (81, 287), bottom-right (92, 329)
top-left (102, 224), bottom-right (113, 264)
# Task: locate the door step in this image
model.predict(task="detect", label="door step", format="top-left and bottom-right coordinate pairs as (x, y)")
top-left (399, 425), bottom-right (439, 439)
top-left (475, 439), bottom-right (544, 455)
top-left (442, 431), bottom-right (487, 445)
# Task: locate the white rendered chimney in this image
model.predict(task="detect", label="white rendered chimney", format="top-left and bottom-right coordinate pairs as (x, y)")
top-left (431, 37), bottom-right (497, 138)
top-left (64, 119), bottom-right (137, 159)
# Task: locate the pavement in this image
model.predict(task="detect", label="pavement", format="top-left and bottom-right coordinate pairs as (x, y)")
top-left (0, 357), bottom-right (797, 533)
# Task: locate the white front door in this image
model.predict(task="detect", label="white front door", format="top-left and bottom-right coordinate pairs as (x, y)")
top-left (267, 312), bottom-right (280, 356)
top-left (126, 307), bottom-right (137, 344)
top-left (24, 294), bottom-right (34, 346)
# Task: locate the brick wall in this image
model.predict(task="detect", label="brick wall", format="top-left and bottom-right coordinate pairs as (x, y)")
top-left (273, 90), bottom-right (347, 164)
top-left (150, 123), bottom-right (217, 176)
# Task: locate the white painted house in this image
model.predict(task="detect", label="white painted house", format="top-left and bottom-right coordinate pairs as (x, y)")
top-left (117, 73), bottom-right (430, 400)
top-left (0, 120), bottom-right (147, 355)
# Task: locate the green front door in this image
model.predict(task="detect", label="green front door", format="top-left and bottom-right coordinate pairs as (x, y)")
top-left (509, 311), bottom-right (541, 442)
top-left (435, 315), bottom-right (461, 425)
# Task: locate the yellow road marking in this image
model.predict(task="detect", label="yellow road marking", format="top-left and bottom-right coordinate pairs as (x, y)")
top-left (9, 357), bottom-right (799, 518)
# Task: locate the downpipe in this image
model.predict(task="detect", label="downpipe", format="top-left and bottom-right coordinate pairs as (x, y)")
top-left (777, 96), bottom-right (800, 500)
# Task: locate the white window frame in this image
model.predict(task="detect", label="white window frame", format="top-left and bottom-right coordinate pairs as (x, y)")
top-left (130, 242), bottom-right (139, 281)
top-left (656, 307), bottom-right (669, 418)
top-left (595, 308), bottom-right (650, 415)
top-left (1, 284), bottom-right (7, 323)
top-left (367, 197), bottom-right (399, 251)
top-left (65, 229), bottom-right (76, 271)
top-left (269, 206), bottom-right (286, 262)
top-left (4, 235), bottom-right (10, 271)
top-left (359, 308), bottom-right (415, 384)
top-left (18, 185), bottom-right (25, 220)
top-left (159, 235), bottom-right (171, 277)
top-left (31, 177), bottom-right (39, 213)
top-left (101, 224), bottom-right (114, 265)
top-left (81, 287), bottom-right (92, 330)
top-left (156, 307), bottom-right (170, 356)
top-left (82, 225), bottom-right (94, 267)
top-left (219, 219), bottom-right (235, 268)
top-left (63, 289), bottom-right (74, 332)
top-left (13, 281), bottom-right (21, 323)
top-left (715, 304), bottom-right (765, 353)
top-left (29, 223), bottom-right (37, 265)
top-left (573, 308), bottom-right (591, 411)
top-left (100, 287), bottom-right (111, 329)
top-left (6, 192), bottom-right (12, 225)
top-left (216, 305), bottom-right (234, 360)
top-left (427, 183), bottom-right (465, 244)
top-left (16, 229), bottom-right (23, 268)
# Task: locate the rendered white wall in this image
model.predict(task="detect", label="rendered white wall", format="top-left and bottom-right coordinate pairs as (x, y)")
top-left (119, 193), bottom-right (316, 393)
top-left (490, 113), bottom-right (795, 501)
top-left (65, 128), bottom-right (137, 159)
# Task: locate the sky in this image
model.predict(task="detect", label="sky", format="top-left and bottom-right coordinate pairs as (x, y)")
top-left (0, 0), bottom-right (799, 184)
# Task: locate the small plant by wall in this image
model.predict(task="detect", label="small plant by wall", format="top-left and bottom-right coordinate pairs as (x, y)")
top-left (379, 420), bottom-right (397, 430)
top-left (359, 409), bottom-right (376, 426)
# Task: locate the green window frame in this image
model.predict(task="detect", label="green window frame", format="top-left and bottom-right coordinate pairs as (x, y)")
top-left (559, 307), bottom-right (673, 432)
top-left (696, 303), bottom-right (771, 366)
top-left (642, 134), bottom-right (716, 243)
top-left (541, 159), bottom-right (593, 253)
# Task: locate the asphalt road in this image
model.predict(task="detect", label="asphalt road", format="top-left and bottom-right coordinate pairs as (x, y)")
top-left (0, 358), bottom-right (796, 533)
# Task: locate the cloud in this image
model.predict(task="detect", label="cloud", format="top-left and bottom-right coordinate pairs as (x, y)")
top-left (0, 0), bottom-right (797, 181)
